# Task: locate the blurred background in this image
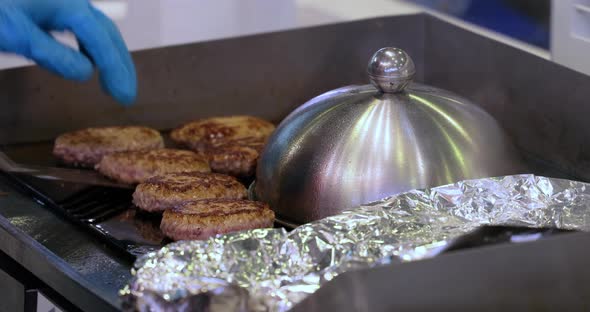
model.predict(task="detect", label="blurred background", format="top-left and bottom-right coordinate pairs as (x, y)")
top-left (1, 0), bottom-right (588, 75)
top-left (411, 0), bottom-right (550, 48)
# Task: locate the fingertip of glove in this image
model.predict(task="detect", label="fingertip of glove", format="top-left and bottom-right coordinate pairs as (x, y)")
top-left (36, 50), bottom-right (94, 82)
top-left (98, 62), bottom-right (137, 106)
top-left (115, 91), bottom-right (136, 106)
top-left (107, 80), bottom-right (137, 106)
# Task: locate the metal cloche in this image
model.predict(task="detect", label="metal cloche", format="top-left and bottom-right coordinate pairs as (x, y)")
top-left (255, 47), bottom-right (526, 224)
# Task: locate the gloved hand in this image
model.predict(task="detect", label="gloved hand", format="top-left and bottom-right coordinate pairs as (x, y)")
top-left (0, 0), bottom-right (136, 105)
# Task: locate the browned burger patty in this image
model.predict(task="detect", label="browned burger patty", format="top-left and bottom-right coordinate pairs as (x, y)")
top-left (132, 172), bottom-right (247, 212)
top-left (96, 149), bottom-right (210, 184)
top-left (207, 138), bottom-right (266, 177)
top-left (170, 115), bottom-right (275, 152)
top-left (160, 198), bottom-right (274, 241)
top-left (171, 116), bottom-right (275, 177)
top-left (53, 126), bottom-right (164, 167)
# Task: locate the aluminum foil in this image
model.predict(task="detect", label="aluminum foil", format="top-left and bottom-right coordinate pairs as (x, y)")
top-left (120, 174), bottom-right (590, 311)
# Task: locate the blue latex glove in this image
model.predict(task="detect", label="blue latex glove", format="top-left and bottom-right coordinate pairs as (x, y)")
top-left (0, 0), bottom-right (136, 105)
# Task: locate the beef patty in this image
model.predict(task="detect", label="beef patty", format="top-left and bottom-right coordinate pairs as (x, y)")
top-left (206, 137), bottom-right (266, 178)
top-left (132, 172), bottom-right (247, 212)
top-left (171, 115), bottom-right (275, 177)
top-left (171, 115), bottom-right (275, 151)
top-left (53, 126), bottom-right (164, 167)
top-left (96, 149), bottom-right (210, 184)
top-left (160, 198), bottom-right (274, 241)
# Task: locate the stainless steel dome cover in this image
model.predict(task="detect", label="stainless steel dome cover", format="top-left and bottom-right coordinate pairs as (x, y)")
top-left (256, 47), bottom-right (525, 224)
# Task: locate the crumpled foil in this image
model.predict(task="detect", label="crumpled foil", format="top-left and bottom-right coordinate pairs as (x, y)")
top-left (120, 174), bottom-right (590, 311)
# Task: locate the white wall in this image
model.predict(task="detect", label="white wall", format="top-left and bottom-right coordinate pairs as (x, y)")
top-left (551, 0), bottom-right (590, 76)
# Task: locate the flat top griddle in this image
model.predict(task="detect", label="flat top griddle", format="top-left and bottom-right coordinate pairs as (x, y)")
top-left (0, 140), bottom-right (292, 260)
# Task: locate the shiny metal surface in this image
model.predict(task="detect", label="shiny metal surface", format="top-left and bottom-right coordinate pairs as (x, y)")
top-left (256, 48), bottom-right (525, 223)
top-left (367, 47), bottom-right (415, 93)
top-left (0, 177), bottom-right (129, 311)
top-left (0, 151), bottom-right (133, 189)
top-left (291, 231), bottom-right (590, 312)
top-left (124, 174), bottom-right (590, 311)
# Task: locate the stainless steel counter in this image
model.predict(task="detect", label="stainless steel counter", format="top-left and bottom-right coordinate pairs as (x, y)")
top-left (0, 177), bottom-right (130, 311)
